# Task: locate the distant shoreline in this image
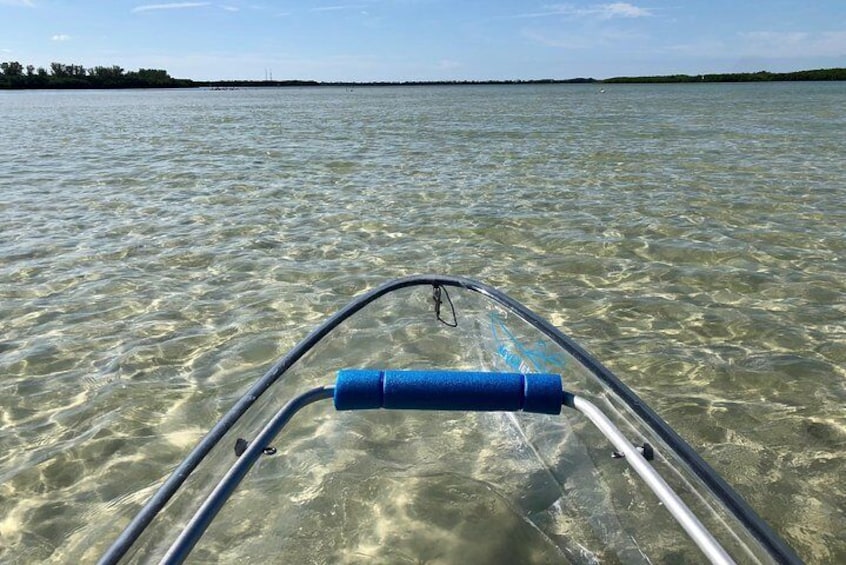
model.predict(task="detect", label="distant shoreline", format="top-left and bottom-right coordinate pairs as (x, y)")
top-left (601, 68), bottom-right (846, 84)
top-left (2, 65), bottom-right (845, 90)
top-left (201, 68), bottom-right (846, 87)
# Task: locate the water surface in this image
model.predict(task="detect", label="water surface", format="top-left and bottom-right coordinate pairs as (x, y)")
top-left (1, 83), bottom-right (844, 562)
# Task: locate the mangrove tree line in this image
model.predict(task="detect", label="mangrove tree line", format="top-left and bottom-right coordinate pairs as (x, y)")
top-left (0, 61), bottom-right (191, 89)
top-left (3, 61), bottom-right (846, 89)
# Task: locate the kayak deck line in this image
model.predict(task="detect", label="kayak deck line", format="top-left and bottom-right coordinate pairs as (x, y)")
top-left (99, 275), bottom-right (801, 565)
top-left (159, 371), bottom-right (734, 565)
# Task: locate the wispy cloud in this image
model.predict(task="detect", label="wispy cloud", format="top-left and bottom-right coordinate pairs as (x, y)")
top-left (132, 2), bottom-right (210, 13)
top-left (739, 30), bottom-right (846, 58)
top-left (517, 3), bottom-right (652, 20)
top-left (524, 26), bottom-right (647, 50)
top-left (311, 4), bottom-right (365, 13)
top-left (522, 29), bottom-right (592, 49)
top-left (51, 34), bottom-right (71, 41)
top-left (669, 30), bottom-right (846, 60)
top-left (596, 3), bottom-right (651, 18)
top-left (0, 0), bottom-right (35, 6)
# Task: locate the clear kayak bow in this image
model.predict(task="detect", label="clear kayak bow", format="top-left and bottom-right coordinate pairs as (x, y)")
top-left (100, 276), bottom-right (801, 564)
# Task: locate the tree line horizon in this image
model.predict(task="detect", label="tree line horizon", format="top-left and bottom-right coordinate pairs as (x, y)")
top-left (1, 60), bottom-right (845, 89)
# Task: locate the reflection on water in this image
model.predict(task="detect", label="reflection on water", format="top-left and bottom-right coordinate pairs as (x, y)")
top-left (0, 83), bottom-right (844, 563)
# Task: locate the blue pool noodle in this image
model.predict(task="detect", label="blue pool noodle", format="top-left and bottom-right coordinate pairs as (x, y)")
top-left (334, 369), bottom-right (563, 415)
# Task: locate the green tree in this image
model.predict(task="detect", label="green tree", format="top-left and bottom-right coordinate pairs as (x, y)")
top-left (0, 61), bottom-right (24, 76)
top-left (89, 65), bottom-right (125, 87)
top-left (50, 62), bottom-right (69, 77)
top-left (90, 65), bottom-right (124, 78)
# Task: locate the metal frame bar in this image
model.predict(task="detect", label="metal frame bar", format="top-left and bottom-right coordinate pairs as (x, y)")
top-left (160, 386), bottom-right (334, 564)
top-left (568, 394), bottom-right (734, 564)
top-left (99, 275), bottom-right (800, 565)
top-left (161, 388), bottom-right (735, 565)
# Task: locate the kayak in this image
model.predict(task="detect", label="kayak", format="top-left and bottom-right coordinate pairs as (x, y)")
top-left (100, 275), bottom-right (801, 564)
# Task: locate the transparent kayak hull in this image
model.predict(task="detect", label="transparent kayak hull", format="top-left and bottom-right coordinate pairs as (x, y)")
top-left (101, 276), bottom-right (800, 564)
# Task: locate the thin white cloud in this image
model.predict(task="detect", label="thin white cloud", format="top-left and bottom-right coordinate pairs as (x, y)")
top-left (311, 4), bottom-right (365, 12)
top-left (598, 3), bottom-right (651, 19)
top-left (0, 0), bottom-right (35, 6)
top-left (51, 34), bottom-right (71, 41)
top-left (437, 59), bottom-right (461, 70)
top-left (512, 5), bottom-right (571, 19)
top-left (517, 3), bottom-right (652, 20)
top-left (220, 4), bottom-right (238, 11)
top-left (670, 31), bottom-right (846, 60)
top-left (132, 2), bottom-right (210, 13)
top-left (739, 31), bottom-right (846, 58)
top-left (522, 29), bottom-right (593, 49)
top-left (524, 26), bottom-right (647, 50)
top-left (667, 38), bottom-right (727, 56)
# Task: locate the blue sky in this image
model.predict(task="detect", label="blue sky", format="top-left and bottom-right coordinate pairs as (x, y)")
top-left (2, 1), bottom-right (845, 81)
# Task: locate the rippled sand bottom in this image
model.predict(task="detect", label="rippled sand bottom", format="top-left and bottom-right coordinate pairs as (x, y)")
top-left (1, 84), bottom-right (844, 563)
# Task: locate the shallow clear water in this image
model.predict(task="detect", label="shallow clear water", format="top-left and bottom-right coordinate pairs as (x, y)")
top-left (1, 82), bottom-right (844, 563)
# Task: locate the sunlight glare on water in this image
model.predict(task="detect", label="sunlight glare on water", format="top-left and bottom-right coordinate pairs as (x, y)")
top-left (1, 83), bottom-right (844, 563)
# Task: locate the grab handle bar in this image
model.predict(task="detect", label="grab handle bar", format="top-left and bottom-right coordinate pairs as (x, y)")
top-left (334, 369), bottom-right (564, 414)
top-left (160, 370), bottom-right (732, 565)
